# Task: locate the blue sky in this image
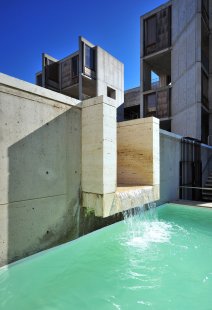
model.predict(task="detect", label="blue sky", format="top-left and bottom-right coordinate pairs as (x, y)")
top-left (0, 0), bottom-right (167, 90)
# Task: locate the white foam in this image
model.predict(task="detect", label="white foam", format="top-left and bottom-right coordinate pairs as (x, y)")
top-left (126, 221), bottom-right (172, 250)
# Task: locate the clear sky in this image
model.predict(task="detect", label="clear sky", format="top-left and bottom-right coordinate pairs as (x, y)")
top-left (0, 0), bottom-right (167, 90)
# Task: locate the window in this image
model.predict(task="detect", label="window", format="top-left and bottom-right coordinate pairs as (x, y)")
top-left (107, 86), bottom-right (116, 99)
top-left (146, 15), bottom-right (157, 46)
top-left (144, 7), bottom-right (171, 55)
top-left (85, 45), bottom-right (95, 70)
top-left (72, 56), bottom-right (79, 77)
top-left (145, 93), bottom-right (157, 117)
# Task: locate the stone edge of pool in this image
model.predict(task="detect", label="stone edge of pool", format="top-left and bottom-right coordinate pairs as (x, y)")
top-left (171, 200), bottom-right (212, 209)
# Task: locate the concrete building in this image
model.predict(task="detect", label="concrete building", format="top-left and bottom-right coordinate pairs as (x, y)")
top-left (0, 73), bottom-right (160, 266)
top-left (1, 72), bottom-right (211, 266)
top-left (124, 0), bottom-right (212, 145)
top-left (36, 36), bottom-right (124, 107)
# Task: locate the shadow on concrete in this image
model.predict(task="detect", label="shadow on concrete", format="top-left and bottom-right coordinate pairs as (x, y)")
top-left (6, 105), bottom-right (123, 265)
top-left (7, 108), bottom-right (81, 264)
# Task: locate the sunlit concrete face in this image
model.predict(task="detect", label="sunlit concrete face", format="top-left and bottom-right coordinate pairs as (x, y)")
top-left (0, 73), bottom-right (81, 266)
top-left (0, 73), bottom-right (160, 266)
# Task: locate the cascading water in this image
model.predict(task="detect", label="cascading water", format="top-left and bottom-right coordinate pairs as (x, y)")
top-left (122, 202), bottom-right (172, 250)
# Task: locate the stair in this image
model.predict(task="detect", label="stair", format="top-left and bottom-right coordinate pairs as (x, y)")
top-left (202, 172), bottom-right (212, 201)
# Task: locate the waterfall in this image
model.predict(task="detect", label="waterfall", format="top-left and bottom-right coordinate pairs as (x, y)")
top-left (122, 203), bottom-right (171, 249)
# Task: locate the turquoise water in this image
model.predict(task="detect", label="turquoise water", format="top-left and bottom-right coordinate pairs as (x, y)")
top-left (0, 203), bottom-right (212, 309)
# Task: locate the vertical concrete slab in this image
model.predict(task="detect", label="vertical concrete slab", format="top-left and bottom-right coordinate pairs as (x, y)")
top-left (0, 73), bottom-right (81, 266)
top-left (96, 47), bottom-right (124, 108)
top-left (81, 97), bottom-right (117, 217)
top-left (82, 95), bottom-right (117, 207)
top-left (171, 0), bottom-right (202, 140)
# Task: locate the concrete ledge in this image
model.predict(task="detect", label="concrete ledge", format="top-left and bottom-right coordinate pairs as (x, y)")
top-left (118, 116), bottom-right (159, 127)
top-left (160, 129), bottom-right (182, 140)
top-left (0, 73), bottom-right (81, 107)
top-left (82, 95), bottom-right (117, 109)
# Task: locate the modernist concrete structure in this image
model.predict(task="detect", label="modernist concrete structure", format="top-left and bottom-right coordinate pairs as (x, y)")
top-left (0, 73), bottom-right (160, 266)
top-left (123, 0), bottom-right (212, 145)
top-left (36, 36), bottom-right (124, 107)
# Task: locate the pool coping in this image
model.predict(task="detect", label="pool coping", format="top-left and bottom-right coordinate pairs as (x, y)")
top-left (171, 200), bottom-right (212, 209)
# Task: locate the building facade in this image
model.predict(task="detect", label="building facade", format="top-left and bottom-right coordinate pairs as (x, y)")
top-left (36, 36), bottom-right (124, 107)
top-left (124, 0), bottom-right (212, 145)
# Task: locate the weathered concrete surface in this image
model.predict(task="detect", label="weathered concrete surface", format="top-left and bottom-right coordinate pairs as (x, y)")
top-left (124, 87), bottom-right (140, 109)
top-left (0, 73), bottom-right (161, 266)
top-left (158, 130), bottom-right (181, 205)
top-left (158, 129), bottom-right (212, 205)
top-left (96, 47), bottom-right (124, 108)
top-left (171, 0), bottom-right (202, 139)
top-left (0, 73), bottom-right (81, 266)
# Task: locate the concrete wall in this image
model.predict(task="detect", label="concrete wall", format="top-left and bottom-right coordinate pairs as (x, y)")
top-left (171, 0), bottom-right (202, 139)
top-left (0, 74), bottom-right (81, 266)
top-left (158, 130), bottom-right (181, 204)
top-left (117, 117), bottom-right (160, 187)
top-left (159, 129), bottom-right (212, 205)
top-left (96, 47), bottom-right (124, 108)
top-left (0, 73), bottom-right (161, 266)
top-left (124, 87), bottom-right (140, 108)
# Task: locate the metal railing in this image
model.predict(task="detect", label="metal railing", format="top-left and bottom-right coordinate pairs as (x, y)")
top-left (179, 186), bottom-right (212, 191)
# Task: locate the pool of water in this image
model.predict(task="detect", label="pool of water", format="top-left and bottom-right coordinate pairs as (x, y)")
top-left (0, 203), bottom-right (212, 309)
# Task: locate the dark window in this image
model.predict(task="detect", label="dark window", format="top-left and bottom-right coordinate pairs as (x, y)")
top-left (107, 86), bottom-right (116, 99)
top-left (201, 109), bottom-right (209, 144)
top-left (157, 89), bottom-right (170, 118)
top-left (201, 20), bottom-right (209, 72)
top-left (45, 62), bottom-right (59, 83)
top-left (146, 15), bottom-right (157, 46)
top-left (72, 56), bottom-right (79, 77)
top-left (202, 71), bottom-right (209, 109)
top-left (144, 7), bottom-right (171, 56)
top-left (124, 105), bottom-right (140, 120)
top-left (85, 45), bottom-right (95, 70)
top-left (145, 93), bottom-right (157, 117)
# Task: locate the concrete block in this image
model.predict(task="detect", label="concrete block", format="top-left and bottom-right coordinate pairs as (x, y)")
top-left (82, 96), bottom-right (117, 195)
top-left (96, 47), bottom-right (124, 108)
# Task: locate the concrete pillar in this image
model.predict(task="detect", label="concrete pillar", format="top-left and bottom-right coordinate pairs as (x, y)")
top-left (82, 95), bottom-right (117, 217)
